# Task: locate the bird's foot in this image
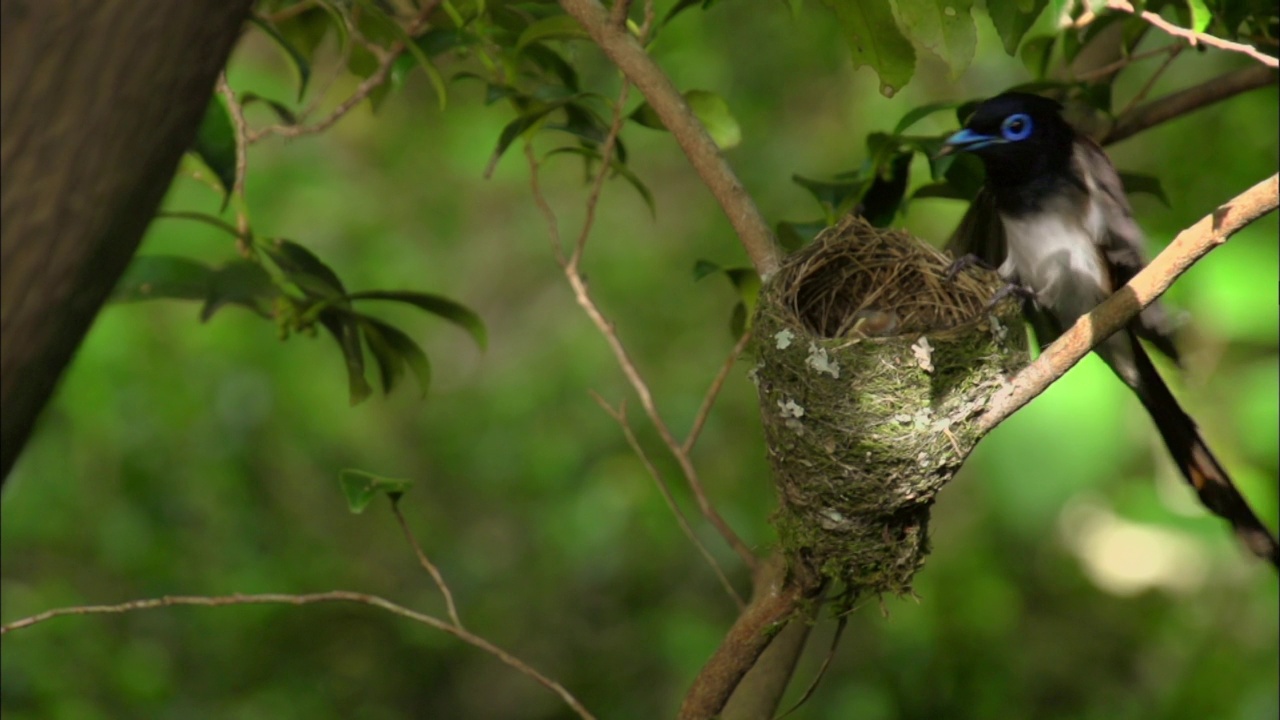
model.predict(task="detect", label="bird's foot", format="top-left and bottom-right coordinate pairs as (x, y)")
top-left (944, 253), bottom-right (993, 282)
top-left (985, 282), bottom-right (1036, 311)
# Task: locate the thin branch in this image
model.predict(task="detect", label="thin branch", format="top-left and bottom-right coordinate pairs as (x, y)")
top-left (1073, 44), bottom-right (1178, 83)
top-left (1105, 1), bottom-right (1278, 69)
top-left (216, 73), bottom-right (253, 247)
top-left (522, 144), bottom-right (757, 571)
top-left (1117, 44), bottom-right (1183, 117)
top-left (0, 591), bottom-right (595, 719)
top-left (591, 394), bottom-right (746, 609)
top-left (1103, 64), bottom-right (1277, 145)
top-left (249, 0), bottom-right (442, 142)
top-left (683, 331), bottom-right (751, 455)
top-left (389, 498), bottom-right (463, 628)
top-left (980, 174), bottom-right (1279, 432)
top-left (557, 0), bottom-right (781, 277)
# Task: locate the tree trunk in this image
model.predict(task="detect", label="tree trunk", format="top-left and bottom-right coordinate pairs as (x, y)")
top-left (0, 0), bottom-right (254, 481)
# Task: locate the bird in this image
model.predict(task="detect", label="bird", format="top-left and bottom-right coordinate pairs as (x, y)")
top-left (938, 91), bottom-right (1279, 569)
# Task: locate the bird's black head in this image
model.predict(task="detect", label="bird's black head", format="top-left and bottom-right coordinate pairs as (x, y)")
top-left (941, 92), bottom-right (1075, 189)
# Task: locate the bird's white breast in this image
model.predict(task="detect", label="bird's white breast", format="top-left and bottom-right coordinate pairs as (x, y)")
top-left (998, 197), bottom-right (1110, 324)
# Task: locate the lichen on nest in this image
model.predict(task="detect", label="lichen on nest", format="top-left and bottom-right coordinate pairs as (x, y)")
top-left (752, 215), bottom-right (1028, 606)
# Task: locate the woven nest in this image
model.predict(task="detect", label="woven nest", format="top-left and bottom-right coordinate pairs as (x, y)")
top-left (752, 215), bottom-right (1027, 605)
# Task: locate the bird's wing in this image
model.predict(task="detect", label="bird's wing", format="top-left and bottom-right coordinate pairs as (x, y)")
top-left (1072, 138), bottom-right (1181, 362)
top-left (944, 187), bottom-right (1006, 267)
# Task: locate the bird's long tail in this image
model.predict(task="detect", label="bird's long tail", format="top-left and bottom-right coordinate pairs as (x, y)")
top-left (1129, 342), bottom-right (1280, 568)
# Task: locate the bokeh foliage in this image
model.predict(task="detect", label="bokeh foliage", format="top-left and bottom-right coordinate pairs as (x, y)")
top-left (2, 1), bottom-right (1277, 718)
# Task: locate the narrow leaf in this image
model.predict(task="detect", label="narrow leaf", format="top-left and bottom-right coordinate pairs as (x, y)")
top-left (362, 317), bottom-right (433, 397)
top-left (265, 240), bottom-right (347, 300)
top-left (544, 146), bottom-right (655, 216)
top-left (516, 14), bottom-right (589, 51)
top-left (346, 290), bottom-right (487, 350)
top-left (191, 97), bottom-right (237, 203)
top-left (201, 261), bottom-right (280, 321)
top-left (320, 311), bottom-right (371, 405)
top-left (359, 317), bottom-right (407, 393)
top-left (250, 16), bottom-right (312, 101)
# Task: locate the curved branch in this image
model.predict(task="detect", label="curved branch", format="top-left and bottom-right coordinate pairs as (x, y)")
top-left (0, 591), bottom-right (595, 719)
top-left (557, 0), bottom-right (782, 277)
top-left (980, 174), bottom-right (1280, 432)
top-left (1105, 1), bottom-right (1278, 69)
top-left (1103, 64), bottom-right (1277, 145)
top-left (678, 555), bottom-right (819, 720)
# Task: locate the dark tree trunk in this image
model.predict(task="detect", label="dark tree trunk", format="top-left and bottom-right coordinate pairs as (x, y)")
top-left (1, 0), bottom-right (254, 481)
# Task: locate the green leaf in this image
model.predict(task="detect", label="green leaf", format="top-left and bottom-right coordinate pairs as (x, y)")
top-left (487, 99), bottom-right (573, 173)
top-left (544, 146), bottom-right (656, 217)
top-left (320, 311), bottom-right (372, 405)
top-left (522, 42), bottom-right (580, 91)
top-left (347, 290), bottom-right (487, 350)
top-left (988, 0), bottom-right (1049, 55)
top-left (240, 92), bottom-right (298, 125)
top-left (191, 97), bottom-right (237, 205)
top-left (894, 0), bottom-right (977, 78)
top-left (358, 317), bottom-right (407, 393)
top-left (250, 16), bottom-right (312, 101)
top-left (692, 260), bottom-right (761, 313)
top-left (361, 317), bottom-right (433, 397)
top-left (776, 220), bottom-right (826, 251)
top-left (628, 101), bottom-right (664, 129)
top-left (822, 0), bottom-right (916, 95)
top-left (893, 101), bottom-right (963, 135)
top-left (265, 240), bottom-right (348, 300)
top-left (792, 173), bottom-right (870, 222)
top-left (1118, 172), bottom-right (1170, 206)
top-left (1019, 34), bottom-right (1055, 77)
top-left (113, 256), bottom-right (215, 303)
top-left (516, 14), bottom-right (588, 51)
top-left (353, 0), bottom-right (448, 109)
top-left (684, 90), bottom-right (742, 149)
top-left (339, 469), bottom-right (413, 514)
top-left (201, 261), bottom-right (279, 321)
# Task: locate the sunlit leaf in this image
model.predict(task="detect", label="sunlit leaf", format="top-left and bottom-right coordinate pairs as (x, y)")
top-left (684, 90), bottom-right (742, 149)
top-left (821, 0), bottom-right (916, 95)
top-left (347, 290), bottom-right (487, 350)
top-left (988, 0), bottom-right (1049, 55)
top-left (339, 469), bottom-right (413, 514)
top-left (894, 0), bottom-right (977, 78)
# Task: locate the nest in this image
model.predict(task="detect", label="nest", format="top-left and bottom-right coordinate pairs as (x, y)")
top-left (752, 215), bottom-right (1027, 605)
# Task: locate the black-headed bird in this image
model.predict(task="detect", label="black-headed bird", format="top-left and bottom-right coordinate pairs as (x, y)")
top-left (940, 92), bottom-right (1279, 568)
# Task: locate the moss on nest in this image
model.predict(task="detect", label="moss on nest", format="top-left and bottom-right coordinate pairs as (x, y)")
top-left (752, 215), bottom-right (1028, 606)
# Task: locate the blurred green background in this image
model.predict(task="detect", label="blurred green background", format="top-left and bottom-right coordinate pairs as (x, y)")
top-left (2, 3), bottom-right (1277, 719)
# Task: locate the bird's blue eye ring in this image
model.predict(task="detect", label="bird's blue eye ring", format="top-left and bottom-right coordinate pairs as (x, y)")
top-left (1001, 113), bottom-right (1033, 141)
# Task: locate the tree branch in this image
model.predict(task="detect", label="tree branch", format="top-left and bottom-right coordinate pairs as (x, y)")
top-left (1105, 1), bottom-right (1278, 69)
top-left (1103, 64), bottom-right (1277, 145)
top-left (557, 0), bottom-right (782, 277)
top-left (0, 591), bottom-right (594, 719)
top-left (678, 555), bottom-right (816, 720)
top-left (979, 174), bottom-right (1279, 432)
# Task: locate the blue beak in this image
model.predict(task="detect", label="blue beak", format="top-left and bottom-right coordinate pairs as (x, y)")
top-left (937, 128), bottom-right (1002, 157)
